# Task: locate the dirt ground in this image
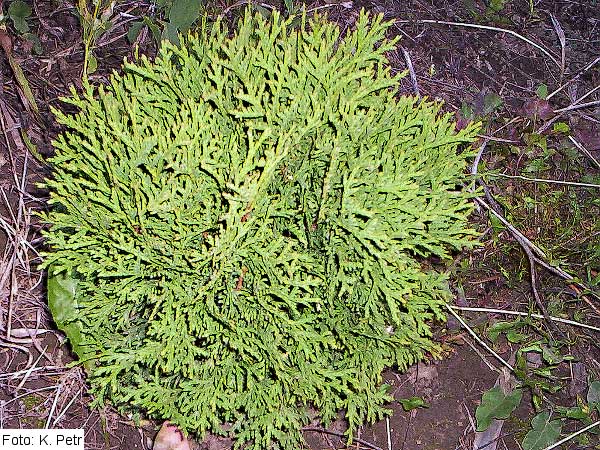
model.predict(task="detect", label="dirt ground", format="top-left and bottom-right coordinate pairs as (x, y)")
top-left (0, 0), bottom-right (599, 449)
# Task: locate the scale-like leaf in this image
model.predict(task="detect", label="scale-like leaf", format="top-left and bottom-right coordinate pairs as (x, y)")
top-left (43, 9), bottom-right (479, 449)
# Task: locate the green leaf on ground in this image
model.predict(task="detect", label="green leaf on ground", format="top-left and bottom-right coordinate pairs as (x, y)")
top-left (476, 386), bottom-right (522, 431)
top-left (506, 329), bottom-right (527, 343)
top-left (522, 411), bottom-right (561, 450)
top-left (127, 21), bottom-right (144, 43)
top-left (552, 122), bottom-right (570, 134)
top-left (487, 320), bottom-right (523, 342)
top-left (483, 91), bottom-right (503, 115)
top-left (47, 267), bottom-right (78, 325)
top-left (555, 406), bottom-right (589, 420)
top-left (168, 0), bottom-right (201, 32)
top-left (536, 84), bottom-right (548, 99)
top-left (47, 268), bottom-right (92, 370)
top-left (8, 0), bottom-right (32, 34)
top-left (398, 397), bottom-right (429, 411)
top-left (588, 380), bottom-right (600, 412)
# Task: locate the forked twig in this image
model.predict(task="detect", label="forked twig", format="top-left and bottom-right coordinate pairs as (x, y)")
top-left (568, 136), bottom-right (600, 170)
top-left (445, 304), bottom-right (514, 372)
top-left (547, 55), bottom-right (600, 100)
top-left (554, 99), bottom-right (600, 114)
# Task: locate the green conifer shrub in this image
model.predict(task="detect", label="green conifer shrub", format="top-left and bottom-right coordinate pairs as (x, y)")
top-left (43, 10), bottom-right (478, 449)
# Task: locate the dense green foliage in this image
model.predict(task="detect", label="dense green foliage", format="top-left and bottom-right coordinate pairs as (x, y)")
top-left (44, 10), bottom-right (478, 449)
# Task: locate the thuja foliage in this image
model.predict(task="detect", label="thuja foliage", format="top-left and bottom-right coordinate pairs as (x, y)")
top-left (43, 10), bottom-right (478, 449)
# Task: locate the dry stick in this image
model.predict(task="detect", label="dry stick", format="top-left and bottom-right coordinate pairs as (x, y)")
top-left (484, 194), bottom-right (597, 331)
top-left (401, 47), bottom-right (420, 97)
top-left (543, 420), bottom-right (600, 450)
top-left (0, 366), bottom-right (67, 380)
top-left (547, 84), bottom-right (600, 119)
top-left (471, 145), bottom-right (568, 335)
top-left (547, 55), bottom-right (600, 100)
top-left (490, 173), bottom-right (600, 189)
top-left (303, 427), bottom-right (383, 450)
top-left (478, 194), bottom-right (566, 338)
top-left (474, 196), bottom-right (547, 259)
top-left (51, 388), bottom-right (82, 427)
top-left (531, 255), bottom-right (600, 316)
top-left (474, 195), bottom-right (600, 310)
top-left (549, 14), bottom-right (566, 78)
top-left (45, 381), bottom-right (62, 429)
top-left (307, 2), bottom-right (353, 13)
top-left (219, 0), bottom-right (275, 17)
top-left (470, 140), bottom-right (489, 213)
top-left (0, 386), bottom-right (58, 407)
top-left (554, 99), bottom-right (600, 113)
top-left (395, 19), bottom-right (560, 68)
top-left (568, 136), bottom-right (600, 170)
top-left (445, 304), bottom-right (514, 372)
top-left (461, 335), bottom-right (499, 373)
top-left (572, 84), bottom-right (600, 104)
top-left (450, 306), bottom-right (600, 333)
top-left (15, 345), bottom-right (47, 390)
top-left (385, 417), bottom-right (392, 450)
top-left (0, 340), bottom-right (32, 367)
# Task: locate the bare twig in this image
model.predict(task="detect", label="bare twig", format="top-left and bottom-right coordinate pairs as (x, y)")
top-left (554, 99), bottom-right (600, 113)
top-left (444, 304), bottom-right (514, 372)
top-left (45, 382), bottom-right (62, 429)
top-left (395, 19), bottom-right (560, 68)
top-left (549, 14), bottom-right (566, 78)
top-left (303, 427), bottom-right (383, 450)
top-left (474, 197), bottom-right (547, 260)
top-left (543, 420), bottom-right (600, 450)
top-left (450, 306), bottom-right (600, 333)
top-left (547, 55), bottom-right (600, 100)
top-left (476, 195), bottom-right (568, 338)
top-left (568, 136), bottom-right (600, 170)
top-left (386, 417), bottom-right (392, 450)
top-left (400, 47), bottom-right (420, 97)
top-left (307, 2), bottom-right (353, 13)
top-left (489, 173), bottom-right (600, 189)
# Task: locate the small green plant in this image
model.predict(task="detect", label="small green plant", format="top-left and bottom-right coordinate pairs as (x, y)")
top-left (6, 0), bottom-right (31, 33)
top-left (1, 0), bottom-right (42, 54)
top-left (76, 0), bottom-right (117, 76)
top-left (127, 0), bottom-right (204, 47)
top-left (520, 380), bottom-right (600, 449)
top-left (475, 316), bottom-right (600, 448)
top-left (44, 10), bottom-right (479, 449)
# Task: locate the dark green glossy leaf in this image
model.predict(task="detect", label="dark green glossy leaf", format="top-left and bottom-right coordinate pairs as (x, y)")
top-left (476, 386), bottom-right (522, 431)
top-left (522, 411), bottom-right (561, 450)
top-left (168, 0), bottom-right (201, 31)
top-left (398, 397), bottom-right (429, 411)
